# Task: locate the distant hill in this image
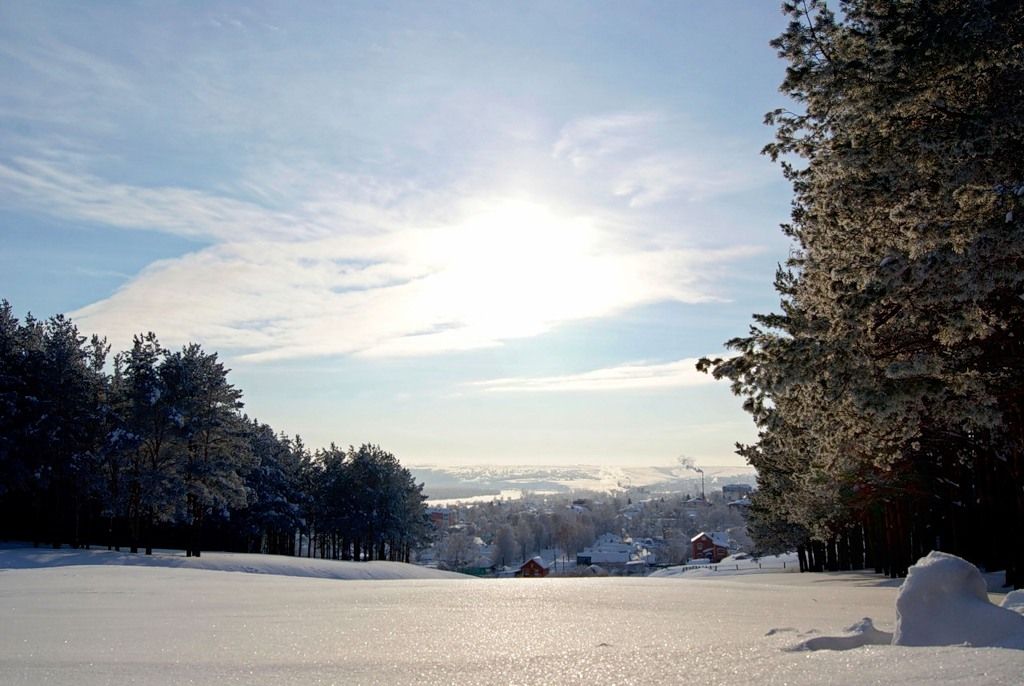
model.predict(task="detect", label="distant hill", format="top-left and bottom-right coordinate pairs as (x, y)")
top-left (409, 463), bottom-right (756, 502)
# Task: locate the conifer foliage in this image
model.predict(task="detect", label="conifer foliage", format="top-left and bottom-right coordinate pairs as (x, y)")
top-left (702, 0), bottom-right (1024, 586)
top-left (0, 300), bottom-right (428, 560)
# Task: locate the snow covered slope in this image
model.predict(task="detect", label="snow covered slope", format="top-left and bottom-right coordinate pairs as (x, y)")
top-left (1, 548), bottom-right (1022, 685)
top-left (0, 546), bottom-right (469, 581)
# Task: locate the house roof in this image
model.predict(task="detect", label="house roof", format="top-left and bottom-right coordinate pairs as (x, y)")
top-left (521, 556), bottom-right (550, 570)
top-left (691, 531), bottom-right (730, 548)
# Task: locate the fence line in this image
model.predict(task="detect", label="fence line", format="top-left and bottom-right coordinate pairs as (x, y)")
top-left (671, 561), bottom-right (790, 573)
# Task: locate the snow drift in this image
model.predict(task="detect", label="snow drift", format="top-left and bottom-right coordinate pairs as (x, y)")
top-left (797, 550), bottom-right (1024, 652)
top-left (893, 550), bottom-right (1024, 648)
top-left (791, 617), bottom-right (892, 651)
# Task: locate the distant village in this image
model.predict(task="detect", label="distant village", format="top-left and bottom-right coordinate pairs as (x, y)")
top-left (416, 483), bottom-right (754, 577)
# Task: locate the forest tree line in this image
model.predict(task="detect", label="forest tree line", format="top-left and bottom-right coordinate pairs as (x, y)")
top-left (701, 1), bottom-right (1024, 587)
top-left (0, 300), bottom-right (428, 560)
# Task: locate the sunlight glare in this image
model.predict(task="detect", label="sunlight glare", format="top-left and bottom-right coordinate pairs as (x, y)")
top-left (420, 199), bottom-right (625, 341)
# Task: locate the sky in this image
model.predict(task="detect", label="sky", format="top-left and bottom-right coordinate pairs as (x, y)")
top-left (0, 2), bottom-right (795, 467)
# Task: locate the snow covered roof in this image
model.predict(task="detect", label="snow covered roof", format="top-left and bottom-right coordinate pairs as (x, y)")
top-left (582, 542), bottom-right (632, 554)
top-left (691, 531), bottom-right (730, 548)
top-left (522, 556), bottom-right (549, 570)
top-left (578, 548), bottom-right (630, 564)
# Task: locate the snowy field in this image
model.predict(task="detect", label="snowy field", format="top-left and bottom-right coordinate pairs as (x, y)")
top-left (2, 547), bottom-right (1022, 685)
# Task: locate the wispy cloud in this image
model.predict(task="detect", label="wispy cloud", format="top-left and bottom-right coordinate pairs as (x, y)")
top-left (554, 111), bottom-right (772, 207)
top-left (552, 112), bottom-right (664, 171)
top-left (0, 157), bottom-right (327, 242)
top-left (55, 172), bottom-right (757, 360)
top-left (468, 356), bottom-right (724, 393)
top-left (0, 36), bottom-right (137, 111)
top-left (0, 9), bottom-right (777, 364)
top-left (73, 266), bottom-right (134, 281)
top-left (1, 124), bottom-right (764, 361)
top-left (0, 37), bottom-right (768, 363)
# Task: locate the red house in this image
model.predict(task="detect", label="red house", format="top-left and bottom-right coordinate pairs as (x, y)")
top-left (517, 557), bottom-right (550, 577)
top-left (690, 532), bottom-right (730, 563)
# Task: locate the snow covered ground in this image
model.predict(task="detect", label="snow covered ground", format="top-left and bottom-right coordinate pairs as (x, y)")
top-left (1, 547), bottom-right (1022, 685)
top-left (0, 545), bottom-right (466, 581)
top-left (651, 552), bottom-right (801, 576)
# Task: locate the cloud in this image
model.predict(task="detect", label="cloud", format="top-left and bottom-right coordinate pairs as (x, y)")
top-left (0, 13), bottom-right (778, 363)
top-left (0, 37), bottom-right (138, 126)
top-left (468, 357), bottom-right (724, 393)
top-left (0, 157), bottom-right (423, 244)
top-left (553, 111), bottom-right (773, 207)
top-left (0, 157), bottom-right (304, 241)
top-left (61, 183), bottom-right (758, 360)
top-left (552, 112), bottom-right (665, 171)
top-left (3, 123), bottom-right (764, 362)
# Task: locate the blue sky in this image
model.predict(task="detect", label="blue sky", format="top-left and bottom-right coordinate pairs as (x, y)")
top-left (0, 2), bottom-right (793, 466)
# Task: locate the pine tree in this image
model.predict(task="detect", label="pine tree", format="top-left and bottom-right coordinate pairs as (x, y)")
top-left (116, 333), bottom-right (177, 554)
top-left (0, 300), bottom-right (429, 562)
top-left (161, 343), bottom-right (249, 557)
top-left (0, 302), bottom-right (30, 527)
top-left (240, 421), bottom-right (306, 555)
top-left (704, 0), bottom-right (1024, 585)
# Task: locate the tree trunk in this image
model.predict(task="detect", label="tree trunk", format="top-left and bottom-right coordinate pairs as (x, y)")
top-left (797, 544), bottom-right (808, 573)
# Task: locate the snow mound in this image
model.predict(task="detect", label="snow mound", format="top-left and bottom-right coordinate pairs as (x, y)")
top-left (0, 546), bottom-right (471, 581)
top-left (894, 551), bottom-right (1024, 648)
top-left (788, 551), bottom-right (1024, 652)
top-left (1002, 590), bottom-right (1024, 616)
top-left (790, 618), bottom-right (892, 651)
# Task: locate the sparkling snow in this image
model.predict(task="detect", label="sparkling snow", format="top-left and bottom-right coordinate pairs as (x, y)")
top-left (1, 547), bottom-right (1022, 685)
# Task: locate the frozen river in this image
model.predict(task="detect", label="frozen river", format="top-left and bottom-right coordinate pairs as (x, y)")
top-left (2, 563), bottom-right (1021, 685)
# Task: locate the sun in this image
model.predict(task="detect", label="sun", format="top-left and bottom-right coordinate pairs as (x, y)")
top-left (417, 198), bottom-right (628, 342)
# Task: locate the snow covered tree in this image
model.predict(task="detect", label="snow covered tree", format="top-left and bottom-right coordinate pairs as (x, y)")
top-left (0, 303), bottom-right (41, 541)
top-left (491, 524), bottom-right (517, 568)
top-left (340, 444), bottom-right (426, 562)
top-left (237, 422), bottom-right (306, 555)
top-left (160, 343), bottom-right (249, 557)
top-left (115, 333), bottom-right (179, 554)
top-left (704, 0), bottom-right (1024, 585)
top-left (306, 443), bottom-right (426, 562)
top-left (0, 301), bottom-right (429, 563)
top-left (0, 309), bottom-right (109, 547)
top-left (438, 530), bottom-right (476, 570)
top-left (515, 517), bottom-right (536, 564)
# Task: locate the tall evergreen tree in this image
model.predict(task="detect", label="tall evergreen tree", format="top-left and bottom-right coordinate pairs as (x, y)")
top-left (0, 301), bottom-right (31, 525)
top-left (161, 343), bottom-right (249, 557)
top-left (239, 421), bottom-right (306, 555)
top-left (703, 0), bottom-right (1024, 585)
top-left (116, 333), bottom-right (177, 554)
